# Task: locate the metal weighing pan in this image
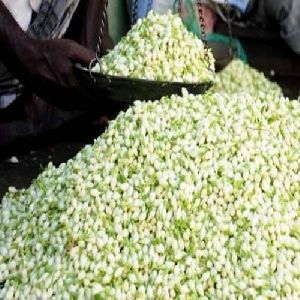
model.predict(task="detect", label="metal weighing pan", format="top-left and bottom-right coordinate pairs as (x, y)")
top-left (74, 0), bottom-right (215, 105)
top-left (74, 64), bottom-right (214, 104)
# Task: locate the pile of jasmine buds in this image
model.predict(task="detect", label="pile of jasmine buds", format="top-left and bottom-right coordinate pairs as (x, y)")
top-left (1, 86), bottom-right (300, 299)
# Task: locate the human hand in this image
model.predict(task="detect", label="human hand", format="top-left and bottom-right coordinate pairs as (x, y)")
top-left (17, 38), bottom-right (95, 109)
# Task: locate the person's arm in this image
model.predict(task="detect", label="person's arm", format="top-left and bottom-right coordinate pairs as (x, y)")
top-left (0, 1), bottom-right (30, 71)
top-left (0, 1), bottom-right (95, 109)
top-left (203, 4), bottom-right (218, 34)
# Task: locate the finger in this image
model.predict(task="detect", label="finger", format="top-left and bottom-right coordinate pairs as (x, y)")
top-left (69, 42), bottom-right (95, 65)
top-left (61, 60), bottom-right (79, 88)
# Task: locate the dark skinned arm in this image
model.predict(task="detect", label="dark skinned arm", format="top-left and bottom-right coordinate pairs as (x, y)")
top-left (0, 1), bottom-right (95, 110)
